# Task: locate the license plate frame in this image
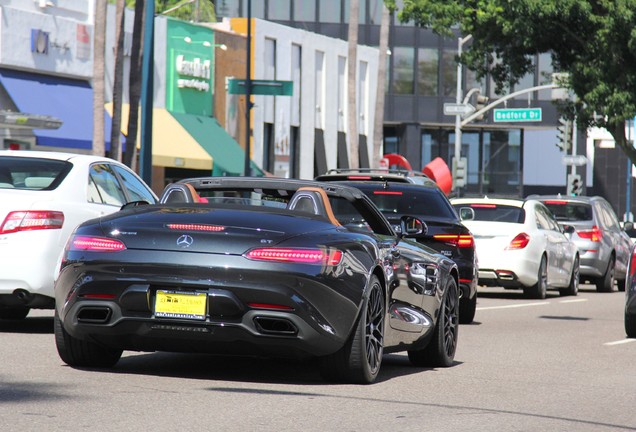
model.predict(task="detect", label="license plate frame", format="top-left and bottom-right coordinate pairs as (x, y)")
top-left (154, 290), bottom-right (207, 320)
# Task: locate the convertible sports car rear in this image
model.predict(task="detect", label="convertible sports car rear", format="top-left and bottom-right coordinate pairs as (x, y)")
top-left (54, 178), bottom-right (459, 383)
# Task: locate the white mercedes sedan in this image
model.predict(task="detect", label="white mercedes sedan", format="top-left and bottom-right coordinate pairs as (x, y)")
top-left (451, 197), bottom-right (579, 299)
top-left (0, 150), bottom-right (157, 319)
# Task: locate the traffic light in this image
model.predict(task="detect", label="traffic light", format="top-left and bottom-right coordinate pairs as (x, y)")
top-left (567, 173), bottom-right (582, 196)
top-left (556, 117), bottom-right (572, 151)
top-left (474, 95), bottom-right (489, 121)
top-left (452, 156), bottom-right (467, 188)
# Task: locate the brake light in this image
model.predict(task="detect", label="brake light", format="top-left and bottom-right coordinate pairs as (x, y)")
top-left (470, 204), bottom-right (496, 208)
top-left (577, 226), bottom-right (602, 242)
top-left (433, 233), bottom-right (474, 248)
top-left (506, 233), bottom-right (530, 250)
top-left (167, 223), bottom-right (225, 232)
top-left (347, 176), bottom-right (372, 180)
top-left (247, 303), bottom-right (294, 311)
top-left (544, 200), bottom-right (568, 205)
top-left (0, 210), bottom-right (64, 234)
top-left (69, 235), bottom-right (127, 252)
top-left (245, 247), bottom-right (343, 265)
top-left (373, 191), bottom-right (403, 195)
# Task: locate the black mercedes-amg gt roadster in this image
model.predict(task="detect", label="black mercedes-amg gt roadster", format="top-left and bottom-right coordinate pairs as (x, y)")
top-left (54, 177), bottom-right (459, 383)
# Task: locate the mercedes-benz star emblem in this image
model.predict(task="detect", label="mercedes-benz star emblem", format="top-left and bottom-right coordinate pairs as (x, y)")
top-left (176, 234), bottom-right (194, 248)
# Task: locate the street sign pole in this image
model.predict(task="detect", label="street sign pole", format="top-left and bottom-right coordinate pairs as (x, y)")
top-left (453, 34), bottom-right (472, 194)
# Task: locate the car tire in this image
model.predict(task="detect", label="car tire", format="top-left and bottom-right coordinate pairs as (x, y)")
top-left (526, 255), bottom-right (547, 299)
top-left (0, 306), bottom-right (29, 320)
top-left (408, 277), bottom-right (459, 367)
top-left (459, 291), bottom-right (477, 324)
top-left (319, 275), bottom-right (385, 384)
top-left (616, 279), bottom-right (626, 292)
top-left (560, 256), bottom-right (579, 297)
top-left (54, 311), bottom-right (122, 368)
top-left (626, 313), bottom-right (636, 338)
top-left (595, 256), bottom-right (615, 293)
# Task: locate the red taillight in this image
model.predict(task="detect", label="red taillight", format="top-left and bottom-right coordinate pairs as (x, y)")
top-left (347, 176), bottom-right (372, 180)
top-left (0, 210), bottom-right (64, 234)
top-left (506, 233), bottom-right (530, 250)
top-left (543, 200), bottom-right (568, 205)
top-left (470, 204), bottom-right (496, 208)
top-left (167, 223), bottom-right (225, 232)
top-left (577, 225), bottom-right (602, 242)
top-left (69, 235), bottom-right (127, 252)
top-left (373, 191), bottom-right (403, 195)
top-left (433, 233), bottom-right (474, 248)
top-left (245, 248), bottom-right (343, 265)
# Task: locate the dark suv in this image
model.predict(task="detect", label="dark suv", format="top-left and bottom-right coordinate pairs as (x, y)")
top-left (532, 195), bottom-right (632, 292)
top-left (316, 169), bottom-right (478, 323)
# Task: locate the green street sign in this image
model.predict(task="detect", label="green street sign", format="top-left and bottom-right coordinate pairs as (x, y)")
top-left (227, 79), bottom-right (293, 96)
top-left (493, 108), bottom-right (542, 122)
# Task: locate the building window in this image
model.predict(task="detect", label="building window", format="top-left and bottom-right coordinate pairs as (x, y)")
top-left (344, 0), bottom-right (366, 23)
top-left (293, 0), bottom-right (315, 21)
top-left (513, 57), bottom-right (535, 100)
top-left (368, 0), bottom-right (384, 24)
top-left (537, 53), bottom-right (554, 100)
top-left (268, 0), bottom-right (291, 20)
top-left (384, 126), bottom-right (399, 154)
top-left (243, 0), bottom-right (265, 18)
top-left (216, 0), bottom-right (239, 17)
top-left (319, 0), bottom-right (341, 23)
top-left (441, 49), bottom-right (458, 97)
top-left (417, 48), bottom-right (439, 96)
top-left (392, 47), bottom-right (415, 94)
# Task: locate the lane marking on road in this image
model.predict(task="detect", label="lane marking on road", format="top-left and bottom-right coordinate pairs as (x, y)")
top-left (559, 298), bottom-right (588, 304)
top-left (603, 339), bottom-right (636, 346)
top-left (477, 302), bottom-right (549, 311)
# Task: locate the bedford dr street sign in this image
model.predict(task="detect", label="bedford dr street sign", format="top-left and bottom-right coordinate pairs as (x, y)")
top-left (493, 108), bottom-right (542, 122)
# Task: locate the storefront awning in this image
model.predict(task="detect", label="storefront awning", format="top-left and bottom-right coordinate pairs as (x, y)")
top-left (0, 68), bottom-right (115, 150)
top-left (107, 103), bottom-right (213, 170)
top-left (170, 112), bottom-right (263, 176)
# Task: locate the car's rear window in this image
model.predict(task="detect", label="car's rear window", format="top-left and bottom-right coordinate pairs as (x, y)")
top-left (345, 183), bottom-right (457, 219)
top-left (0, 157), bottom-right (71, 190)
top-left (453, 203), bottom-right (526, 223)
top-left (541, 200), bottom-right (593, 222)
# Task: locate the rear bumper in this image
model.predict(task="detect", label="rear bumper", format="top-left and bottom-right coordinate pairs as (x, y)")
top-left (55, 254), bottom-right (366, 358)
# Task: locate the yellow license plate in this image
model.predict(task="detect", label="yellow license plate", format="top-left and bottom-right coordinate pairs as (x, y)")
top-left (155, 290), bottom-right (207, 320)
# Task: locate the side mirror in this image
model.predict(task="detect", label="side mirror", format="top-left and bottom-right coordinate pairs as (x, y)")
top-left (400, 215), bottom-right (427, 237)
top-left (458, 207), bottom-right (475, 221)
top-left (562, 224), bottom-right (575, 235)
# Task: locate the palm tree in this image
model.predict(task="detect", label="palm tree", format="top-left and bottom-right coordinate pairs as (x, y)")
top-left (109, 0), bottom-right (126, 161)
top-left (372, 3), bottom-right (391, 168)
top-left (93, 0), bottom-right (107, 156)
top-left (347, 0), bottom-right (359, 169)
top-left (123, 0), bottom-right (145, 169)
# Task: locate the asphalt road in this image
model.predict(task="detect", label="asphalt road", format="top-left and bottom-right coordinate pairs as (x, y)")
top-left (1, 285), bottom-right (634, 432)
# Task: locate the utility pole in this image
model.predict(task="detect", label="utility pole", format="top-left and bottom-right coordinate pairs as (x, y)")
top-left (453, 34), bottom-right (472, 194)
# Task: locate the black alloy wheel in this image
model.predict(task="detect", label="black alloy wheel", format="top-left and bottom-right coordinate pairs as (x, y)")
top-left (408, 277), bottom-right (459, 367)
top-left (596, 256), bottom-right (615, 293)
top-left (526, 255), bottom-right (547, 299)
top-left (560, 256), bottom-right (579, 297)
top-left (320, 275), bottom-right (385, 384)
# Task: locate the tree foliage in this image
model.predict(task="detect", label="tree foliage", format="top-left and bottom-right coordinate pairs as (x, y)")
top-left (395, 0), bottom-right (636, 162)
top-left (120, 0), bottom-right (217, 22)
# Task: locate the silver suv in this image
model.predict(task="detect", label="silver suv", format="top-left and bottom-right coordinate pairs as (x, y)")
top-left (532, 195), bottom-right (632, 292)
